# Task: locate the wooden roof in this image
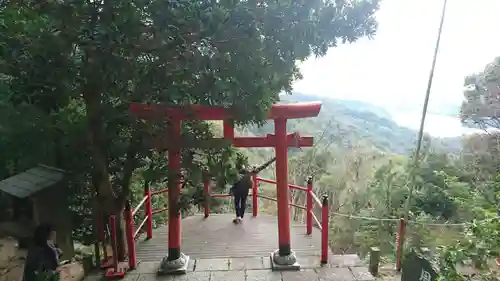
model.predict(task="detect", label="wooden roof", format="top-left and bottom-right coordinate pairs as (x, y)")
top-left (0, 165), bottom-right (65, 198)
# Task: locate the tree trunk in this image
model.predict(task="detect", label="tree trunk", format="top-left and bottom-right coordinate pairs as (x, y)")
top-left (78, 0), bottom-right (138, 262)
top-left (112, 200), bottom-right (127, 261)
top-left (83, 80), bottom-right (129, 261)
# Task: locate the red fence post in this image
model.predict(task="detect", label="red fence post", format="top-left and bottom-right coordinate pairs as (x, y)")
top-left (321, 195), bottom-right (329, 264)
top-left (144, 182), bottom-right (153, 239)
top-left (203, 176), bottom-right (210, 218)
top-left (395, 217), bottom-right (406, 271)
top-left (306, 176), bottom-right (313, 235)
top-left (252, 173), bottom-right (258, 217)
top-left (124, 201), bottom-right (137, 270)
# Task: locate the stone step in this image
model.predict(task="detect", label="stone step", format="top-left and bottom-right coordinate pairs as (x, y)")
top-left (120, 267), bottom-right (374, 281)
top-left (115, 256), bottom-right (372, 281)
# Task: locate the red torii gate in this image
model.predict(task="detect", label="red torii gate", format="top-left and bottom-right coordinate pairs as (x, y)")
top-left (130, 102), bottom-right (321, 273)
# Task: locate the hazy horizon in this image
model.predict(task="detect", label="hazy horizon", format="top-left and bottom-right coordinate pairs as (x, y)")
top-left (292, 0), bottom-right (499, 138)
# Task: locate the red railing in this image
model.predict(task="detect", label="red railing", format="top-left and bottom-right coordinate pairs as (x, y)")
top-left (97, 175), bottom-right (332, 277)
top-left (204, 174), bottom-right (330, 264)
top-left (97, 183), bottom-right (170, 277)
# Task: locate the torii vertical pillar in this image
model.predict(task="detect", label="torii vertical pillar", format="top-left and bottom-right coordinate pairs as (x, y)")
top-left (158, 118), bottom-right (190, 275)
top-left (271, 118), bottom-right (299, 270)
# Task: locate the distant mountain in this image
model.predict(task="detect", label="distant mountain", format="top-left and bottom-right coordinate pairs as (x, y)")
top-left (284, 93), bottom-right (393, 120)
top-left (243, 93), bottom-right (462, 155)
top-left (332, 99), bottom-right (393, 120)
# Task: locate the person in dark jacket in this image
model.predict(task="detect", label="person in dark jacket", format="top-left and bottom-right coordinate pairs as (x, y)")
top-left (232, 157), bottom-right (276, 223)
top-left (23, 223), bottom-right (62, 281)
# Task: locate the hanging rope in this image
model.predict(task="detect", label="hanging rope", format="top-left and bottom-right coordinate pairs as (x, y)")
top-left (402, 0), bottom-right (449, 230)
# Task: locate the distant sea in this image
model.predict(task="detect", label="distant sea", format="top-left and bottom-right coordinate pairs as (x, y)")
top-left (389, 110), bottom-right (480, 138)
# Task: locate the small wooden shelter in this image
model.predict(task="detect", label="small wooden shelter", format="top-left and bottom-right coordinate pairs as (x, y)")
top-left (0, 165), bottom-right (74, 259)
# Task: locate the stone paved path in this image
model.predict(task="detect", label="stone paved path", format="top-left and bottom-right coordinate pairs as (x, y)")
top-left (84, 255), bottom-right (374, 281)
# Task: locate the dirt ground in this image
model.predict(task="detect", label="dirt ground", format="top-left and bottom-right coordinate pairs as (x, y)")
top-left (0, 236), bottom-right (85, 281)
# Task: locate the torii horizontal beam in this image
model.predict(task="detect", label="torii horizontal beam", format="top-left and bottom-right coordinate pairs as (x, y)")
top-left (148, 133), bottom-right (313, 150)
top-left (129, 102), bottom-right (322, 120)
top-left (233, 134), bottom-right (312, 147)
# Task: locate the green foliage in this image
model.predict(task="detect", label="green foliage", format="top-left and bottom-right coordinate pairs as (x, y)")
top-left (0, 0), bottom-right (381, 247)
top-left (450, 55), bottom-right (500, 280)
top-left (244, 90), bottom-right (498, 272)
top-left (435, 175), bottom-right (499, 280)
top-left (1, 1), bottom-right (497, 277)
top-left (245, 93), bottom-right (461, 156)
top-left (461, 57), bottom-right (500, 130)
top-left (438, 213), bottom-right (500, 281)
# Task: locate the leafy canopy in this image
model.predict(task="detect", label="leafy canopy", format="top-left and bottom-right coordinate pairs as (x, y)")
top-left (0, 0), bottom-right (381, 244)
top-left (461, 57), bottom-right (500, 130)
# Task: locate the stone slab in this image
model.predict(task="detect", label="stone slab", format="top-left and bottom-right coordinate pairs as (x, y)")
top-left (134, 271), bottom-right (210, 281)
top-left (136, 273), bottom-right (174, 281)
top-left (195, 258), bottom-right (230, 271)
top-left (246, 270), bottom-right (283, 281)
top-left (229, 257), bottom-right (265, 270)
top-left (315, 267), bottom-right (356, 281)
top-left (263, 256), bottom-right (272, 269)
top-left (282, 269), bottom-right (320, 281)
top-left (329, 255), bottom-right (363, 268)
top-left (134, 260), bottom-right (195, 274)
top-left (134, 261), bottom-right (160, 274)
top-left (296, 255), bottom-right (324, 269)
top-left (121, 273), bottom-right (141, 281)
top-left (350, 267), bottom-right (375, 281)
top-left (171, 271), bottom-right (211, 281)
top-left (210, 270), bottom-right (246, 280)
top-left (188, 259), bottom-right (195, 272)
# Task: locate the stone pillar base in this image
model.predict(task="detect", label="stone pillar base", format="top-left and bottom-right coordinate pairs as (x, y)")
top-left (270, 249), bottom-right (300, 271)
top-left (157, 253), bottom-right (190, 275)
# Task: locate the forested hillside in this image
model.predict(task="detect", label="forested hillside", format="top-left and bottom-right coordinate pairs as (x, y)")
top-left (234, 87), bottom-right (499, 280)
top-left (239, 93), bottom-right (461, 157)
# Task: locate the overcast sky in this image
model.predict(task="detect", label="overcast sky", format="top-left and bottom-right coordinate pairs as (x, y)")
top-left (292, 0), bottom-right (500, 137)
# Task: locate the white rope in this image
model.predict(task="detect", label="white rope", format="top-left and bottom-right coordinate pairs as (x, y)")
top-left (331, 211), bottom-right (486, 227)
top-left (331, 212), bottom-right (399, 222)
